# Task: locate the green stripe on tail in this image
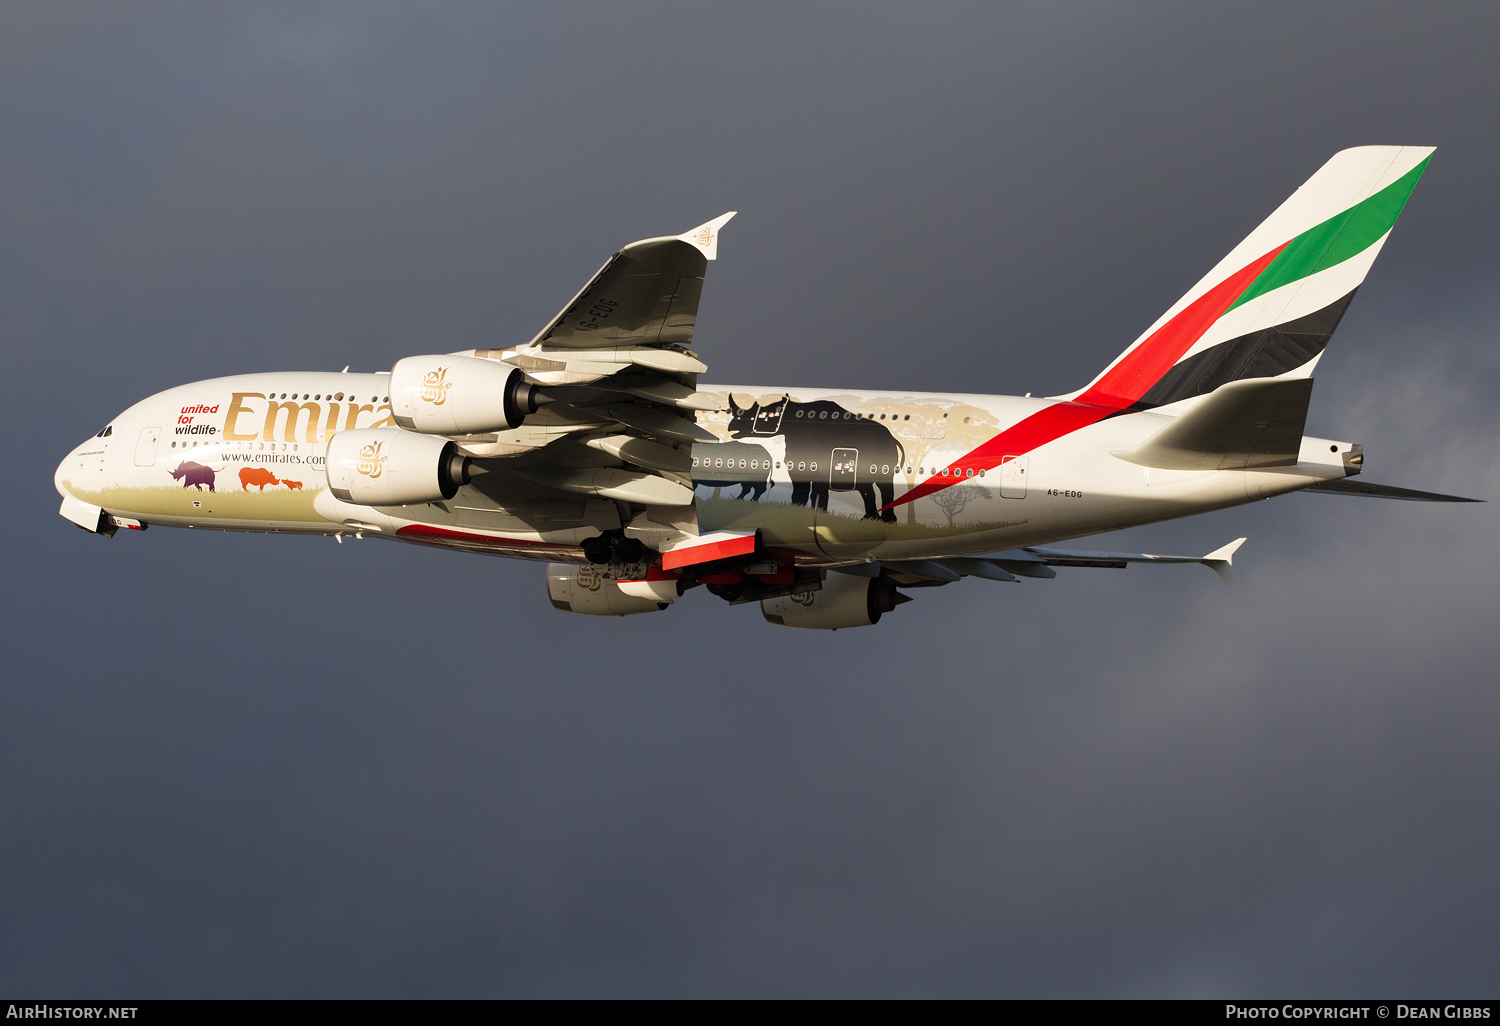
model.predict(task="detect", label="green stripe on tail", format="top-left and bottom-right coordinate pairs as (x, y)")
top-left (1227, 156), bottom-right (1431, 313)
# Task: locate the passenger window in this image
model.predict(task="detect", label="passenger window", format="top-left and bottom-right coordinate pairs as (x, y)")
top-left (739, 459), bottom-right (746, 469)
top-left (798, 462), bottom-right (805, 471)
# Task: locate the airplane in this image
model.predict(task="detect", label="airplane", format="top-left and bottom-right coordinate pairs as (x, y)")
top-left (55, 145), bottom-right (1479, 629)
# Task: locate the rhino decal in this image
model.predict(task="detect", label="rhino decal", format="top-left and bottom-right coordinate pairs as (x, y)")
top-left (168, 461), bottom-right (219, 491)
top-left (239, 467), bottom-right (281, 491)
top-left (693, 439), bottom-right (777, 501)
top-left (726, 395), bottom-right (904, 522)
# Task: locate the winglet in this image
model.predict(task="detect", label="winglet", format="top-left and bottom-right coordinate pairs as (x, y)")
top-left (1202, 537), bottom-right (1247, 582)
top-left (678, 212), bottom-right (736, 260)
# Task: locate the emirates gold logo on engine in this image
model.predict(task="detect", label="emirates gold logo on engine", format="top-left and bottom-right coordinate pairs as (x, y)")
top-left (577, 565), bottom-right (602, 592)
top-left (421, 367), bottom-right (452, 405)
top-left (357, 440), bottom-right (387, 478)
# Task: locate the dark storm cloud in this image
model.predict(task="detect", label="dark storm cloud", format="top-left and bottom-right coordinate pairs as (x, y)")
top-left (2, 2), bottom-right (1497, 997)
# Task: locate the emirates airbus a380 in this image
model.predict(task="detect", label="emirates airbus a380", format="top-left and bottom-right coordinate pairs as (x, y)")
top-left (56, 146), bottom-right (1478, 629)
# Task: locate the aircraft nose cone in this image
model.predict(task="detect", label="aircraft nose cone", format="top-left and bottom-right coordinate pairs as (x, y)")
top-left (55, 446), bottom-right (79, 498)
top-left (56, 437), bottom-right (98, 499)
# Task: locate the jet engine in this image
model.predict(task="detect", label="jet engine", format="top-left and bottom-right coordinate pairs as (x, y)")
top-left (390, 355), bottom-right (543, 435)
top-left (546, 563), bottom-right (670, 616)
top-left (325, 427), bottom-right (477, 506)
top-left (761, 572), bottom-right (904, 629)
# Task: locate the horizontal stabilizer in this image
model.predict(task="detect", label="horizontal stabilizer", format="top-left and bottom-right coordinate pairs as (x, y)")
top-left (1300, 479), bottom-right (1483, 502)
top-left (1003, 536), bottom-right (1248, 581)
top-left (1117, 377), bottom-right (1313, 471)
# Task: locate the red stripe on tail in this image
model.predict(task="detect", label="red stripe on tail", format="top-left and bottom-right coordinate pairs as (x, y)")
top-left (885, 242), bottom-right (1287, 511)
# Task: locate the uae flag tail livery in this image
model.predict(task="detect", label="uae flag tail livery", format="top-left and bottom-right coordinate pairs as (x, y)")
top-left (892, 145), bottom-right (1435, 511)
top-left (1075, 145), bottom-right (1432, 412)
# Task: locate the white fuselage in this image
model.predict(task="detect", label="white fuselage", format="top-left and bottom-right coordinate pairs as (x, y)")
top-left (55, 372), bottom-right (1354, 564)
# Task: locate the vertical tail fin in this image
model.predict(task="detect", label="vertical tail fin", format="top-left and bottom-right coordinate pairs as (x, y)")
top-left (1067, 146), bottom-right (1433, 411)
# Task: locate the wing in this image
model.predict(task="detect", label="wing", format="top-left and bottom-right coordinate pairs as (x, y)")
top-left (528, 212), bottom-right (736, 351)
top-left (444, 215), bottom-right (740, 561)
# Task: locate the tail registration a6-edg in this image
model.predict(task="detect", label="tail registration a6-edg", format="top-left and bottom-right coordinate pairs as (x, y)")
top-left (57, 149), bottom-right (1479, 629)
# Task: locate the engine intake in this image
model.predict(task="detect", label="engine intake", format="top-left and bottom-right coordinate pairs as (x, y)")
top-left (390, 354), bottom-right (543, 435)
top-left (762, 573), bottom-right (903, 629)
top-left (325, 427), bottom-right (477, 506)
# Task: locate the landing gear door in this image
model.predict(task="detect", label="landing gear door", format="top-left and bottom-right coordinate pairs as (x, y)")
top-left (134, 427), bottom-right (161, 467)
top-left (1000, 455), bottom-right (1028, 499)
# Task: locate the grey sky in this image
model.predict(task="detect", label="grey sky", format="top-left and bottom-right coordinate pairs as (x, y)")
top-left (3, 2), bottom-right (1498, 996)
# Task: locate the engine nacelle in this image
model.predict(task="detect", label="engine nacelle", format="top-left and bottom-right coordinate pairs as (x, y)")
top-left (762, 573), bottom-right (903, 629)
top-left (325, 427), bottom-right (474, 506)
top-left (546, 563), bottom-right (671, 616)
top-left (390, 355), bottom-right (542, 435)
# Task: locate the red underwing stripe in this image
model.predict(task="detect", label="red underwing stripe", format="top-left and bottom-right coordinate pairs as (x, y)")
top-left (885, 242), bottom-right (1287, 511)
top-left (395, 523), bottom-right (579, 558)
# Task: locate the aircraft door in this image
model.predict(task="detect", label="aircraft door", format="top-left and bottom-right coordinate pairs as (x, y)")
top-left (753, 401), bottom-right (786, 435)
top-left (134, 427), bottom-right (161, 467)
top-left (1000, 455), bottom-right (1028, 498)
top-left (830, 448), bottom-right (858, 489)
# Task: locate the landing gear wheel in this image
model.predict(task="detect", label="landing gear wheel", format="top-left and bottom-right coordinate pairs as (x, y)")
top-left (614, 537), bottom-right (646, 564)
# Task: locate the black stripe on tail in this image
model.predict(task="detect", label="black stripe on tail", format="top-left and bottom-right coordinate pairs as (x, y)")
top-left (1124, 290), bottom-right (1357, 412)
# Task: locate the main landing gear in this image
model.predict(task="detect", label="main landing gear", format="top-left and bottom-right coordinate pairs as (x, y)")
top-left (583, 531), bottom-right (646, 566)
